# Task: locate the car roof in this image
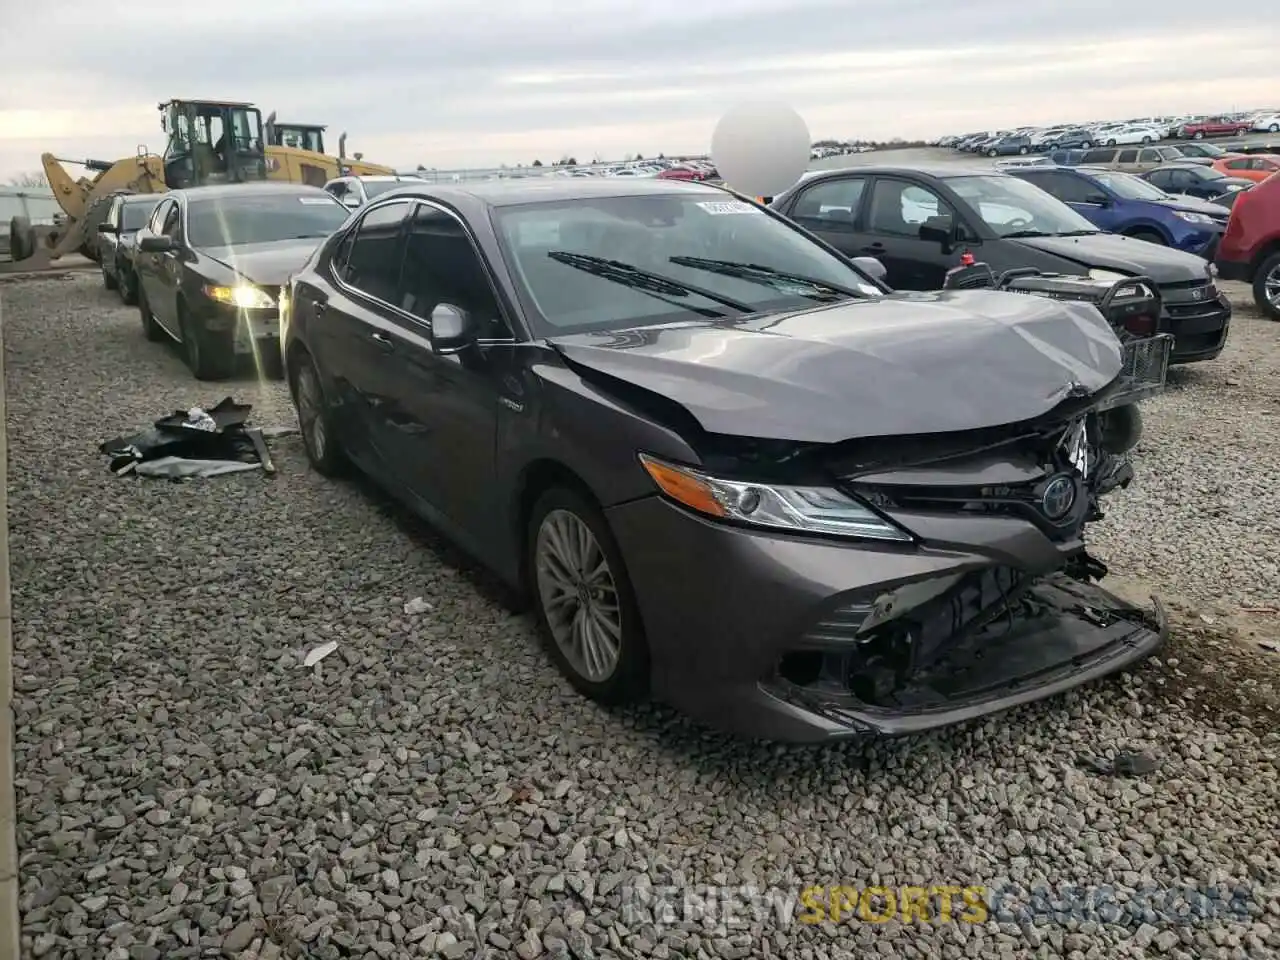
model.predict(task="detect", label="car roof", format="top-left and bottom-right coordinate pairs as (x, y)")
top-left (801, 163), bottom-right (1003, 180)
top-left (174, 183), bottom-right (332, 201)
top-left (351, 175), bottom-right (423, 182)
top-left (120, 193), bottom-right (162, 204)
top-left (376, 176), bottom-right (731, 208)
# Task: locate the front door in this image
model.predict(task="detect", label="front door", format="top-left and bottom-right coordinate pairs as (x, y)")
top-left (862, 177), bottom-right (967, 290)
top-left (380, 203), bottom-right (508, 542)
top-left (782, 175), bottom-right (869, 259)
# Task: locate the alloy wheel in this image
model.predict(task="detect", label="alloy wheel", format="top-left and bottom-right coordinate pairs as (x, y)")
top-left (534, 509), bottom-right (622, 683)
top-left (1265, 262), bottom-right (1280, 310)
top-left (295, 363), bottom-right (328, 462)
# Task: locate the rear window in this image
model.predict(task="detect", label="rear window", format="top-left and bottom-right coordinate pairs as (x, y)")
top-left (187, 191), bottom-right (349, 247)
top-left (121, 198), bottom-right (161, 231)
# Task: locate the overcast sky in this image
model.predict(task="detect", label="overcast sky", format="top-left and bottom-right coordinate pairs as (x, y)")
top-left (2, 0), bottom-right (1277, 181)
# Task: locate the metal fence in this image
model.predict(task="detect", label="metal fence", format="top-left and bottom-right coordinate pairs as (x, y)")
top-left (0, 188), bottom-right (59, 226)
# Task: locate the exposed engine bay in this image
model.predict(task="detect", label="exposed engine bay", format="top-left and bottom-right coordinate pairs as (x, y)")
top-left (768, 402), bottom-right (1165, 721)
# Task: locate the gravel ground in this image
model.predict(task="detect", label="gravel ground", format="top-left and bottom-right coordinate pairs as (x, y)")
top-left (4, 273), bottom-right (1279, 960)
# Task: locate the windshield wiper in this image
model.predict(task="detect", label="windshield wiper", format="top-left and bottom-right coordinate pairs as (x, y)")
top-left (1052, 230), bottom-right (1101, 237)
top-left (667, 256), bottom-right (866, 300)
top-left (1002, 229), bottom-right (1052, 238)
top-left (546, 251), bottom-right (755, 316)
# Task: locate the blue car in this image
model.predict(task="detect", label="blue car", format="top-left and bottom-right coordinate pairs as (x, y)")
top-left (1010, 165), bottom-right (1230, 258)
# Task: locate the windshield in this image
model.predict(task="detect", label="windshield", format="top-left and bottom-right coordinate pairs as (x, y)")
top-left (1196, 144), bottom-right (1227, 158)
top-left (1085, 171), bottom-right (1169, 201)
top-left (187, 192), bottom-right (349, 247)
top-left (946, 174), bottom-right (1099, 236)
top-left (122, 199), bottom-right (161, 231)
top-left (492, 194), bottom-right (883, 334)
top-left (1198, 167), bottom-right (1226, 180)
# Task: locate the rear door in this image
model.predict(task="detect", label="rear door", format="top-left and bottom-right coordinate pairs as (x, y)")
top-left (313, 199), bottom-right (414, 466)
top-left (779, 175), bottom-right (869, 258)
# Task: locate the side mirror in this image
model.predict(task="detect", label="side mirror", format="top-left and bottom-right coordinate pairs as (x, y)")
top-left (342, 195), bottom-right (361, 209)
top-left (138, 235), bottom-right (174, 253)
top-left (97, 223), bottom-right (118, 235)
top-left (429, 303), bottom-right (475, 353)
top-left (852, 256), bottom-right (887, 283)
top-left (918, 217), bottom-right (956, 248)
top-left (1084, 193), bottom-right (1111, 206)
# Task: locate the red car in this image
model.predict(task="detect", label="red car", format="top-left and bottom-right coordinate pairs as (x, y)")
top-left (1216, 170), bottom-right (1280, 319)
top-left (1180, 116), bottom-right (1251, 140)
top-left (656, 165), bottom-right (707, 181)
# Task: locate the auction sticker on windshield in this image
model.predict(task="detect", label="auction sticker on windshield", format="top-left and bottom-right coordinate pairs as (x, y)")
top-left (299, 197), bottom-right (338, 204)
top-left (696, 201), bottom-right (760, 215)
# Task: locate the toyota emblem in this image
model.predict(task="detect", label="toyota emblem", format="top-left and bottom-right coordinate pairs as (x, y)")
top-left (1040, 475), bottom-right (1076, 521)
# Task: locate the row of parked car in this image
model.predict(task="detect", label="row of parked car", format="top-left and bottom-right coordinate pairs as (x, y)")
top-left (940, 110), bottom-right (1280, 157)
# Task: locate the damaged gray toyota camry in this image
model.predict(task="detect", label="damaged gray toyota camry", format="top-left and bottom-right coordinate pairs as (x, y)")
top-left (281, 177), bottom-right (1168, 743)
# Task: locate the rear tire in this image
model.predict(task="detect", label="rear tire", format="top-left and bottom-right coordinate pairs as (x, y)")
top-left (178, 300), bottom-right (234, 380)
top-left (290, 352), bottom-right (346, 475)
top-left (1194, 131), bottom-right (1205, 140)
top-left (1253, 251), bottom-right (1280, 322)
top-left (1270, 124), bottom-right (1279, 133)
top-left (138, 286), bottom-right (163, 342)
top-left (1018, 146), bottom-right (1029, 155)
top-left (526, 486), bottom-right (649, 706)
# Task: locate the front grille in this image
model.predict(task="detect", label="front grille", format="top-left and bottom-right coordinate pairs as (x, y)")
top-left (861, 476), bottom-right (1087, 542)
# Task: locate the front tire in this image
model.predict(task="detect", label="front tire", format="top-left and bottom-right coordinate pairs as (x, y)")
top-left (1018, 146), bottom-right (1029, 155)
top-left (986, 149), bottom-right (997, 157)
top-left (1127, 229), bottom-right (1167, 246)
top-left (1194, 131), bottom-right (1205, 140)
top-left (291, 353), bottom-right (346, 475)
top-left (1254, 251), bottom-right (1280, 322)
top-left (527, 486), bottom-right (649, 706)
top-left (1270, 124), bottom-right (1279, 133)
top-left (178, 301), bottom-right (234, 380)
top-left (1080, 140), bottom-right (1092, 149)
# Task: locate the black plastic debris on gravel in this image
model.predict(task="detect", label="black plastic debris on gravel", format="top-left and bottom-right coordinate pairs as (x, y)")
top-left (98, 396), bottom-right (279, 480)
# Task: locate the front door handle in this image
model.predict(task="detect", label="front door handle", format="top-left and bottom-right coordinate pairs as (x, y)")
top-left (861, 242), bottom-right (885, 253)
top-left (370, 332), bottom-right (394, 351)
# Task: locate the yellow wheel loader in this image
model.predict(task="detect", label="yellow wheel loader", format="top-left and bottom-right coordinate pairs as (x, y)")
top-left (7, 99), bottom-right (270, 269)
top-left (263, 113), bottom-right (395, 186)
top-left (7, 99), bottom-right (393, 270)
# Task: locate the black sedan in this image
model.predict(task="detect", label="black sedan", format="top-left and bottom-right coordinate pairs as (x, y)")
top-left (1140, 163), bottom-right (1255, 201)
top-left (133, 183), bottom-right (349, 379)
top-left (281, 177), bottom-right (1164, 742)
top-left (96, 193), bottom-right (162, 305)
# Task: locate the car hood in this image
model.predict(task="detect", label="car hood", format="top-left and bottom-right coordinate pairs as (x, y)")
top-left (200, 238), bottom-right (324, 285)
top-left (1207, 177), bottom-right (1256, 193)
top-left (1151, 196), bottom-right (1232, 217)
top-left (1013, 232), bottom-right (1206, 282)
top-left (548, 291), bottom-right (1122, 444)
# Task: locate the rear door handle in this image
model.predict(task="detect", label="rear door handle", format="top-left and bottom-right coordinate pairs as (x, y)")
top-left (370, 332), bottom-right (394, 351)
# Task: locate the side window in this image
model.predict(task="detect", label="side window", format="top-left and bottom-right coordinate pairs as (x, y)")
top-left (867, 180), bottom-right (952, 237)
top-left (1145, 170), bottom-right (1171, 189)
top-left (1225, 158), bottom-right (1249, 171)
top-left (400, 205), bottom-right (509, 338)
top-left (161, 203), bottom-right (181, 239)
top-left (1082, 149), bottom-right (1115, 164)
top-left (1117, 149), bottom-right (1138, 163)
top-left (1137, 150), bottom-right (1158, 164)
top-left (1169, 170), bottom-right (1196, 190)
top-left (325, 181), bottom-right (348, 199)
top-left (789, 178), bottom-right (866, 230)
top-left (1049, 173), bottom-right (1099, 204)
top-left (148, 199), bottom-right (173, 233)
top-left (342, 201), bottom-right (411, 301)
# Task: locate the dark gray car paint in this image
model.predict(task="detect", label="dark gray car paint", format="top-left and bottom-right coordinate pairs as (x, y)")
top-left (284, 177), bottom-right (1164, 743)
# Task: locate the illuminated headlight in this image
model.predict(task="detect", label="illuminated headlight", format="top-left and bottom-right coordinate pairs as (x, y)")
top-left (1207, 262), bottom-right (1220, 278)
top-left (1087, 268), bottom-right (1128, 284)
top-left (204, 284), bottom-right (275, 309)
top-left (637, 454), bottom-right (912, 541)
top-left (1173, 211), bottom-right (1214, 224)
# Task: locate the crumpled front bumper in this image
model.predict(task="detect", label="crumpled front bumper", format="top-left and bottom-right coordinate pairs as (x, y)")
top-left (605, 494), bottom-right (1167, 743)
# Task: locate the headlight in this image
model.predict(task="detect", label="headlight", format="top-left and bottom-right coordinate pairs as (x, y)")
top-left (1173, 211), bottom-right (1214, 224)
top-left (637, 454), bottom-right (912, 542)
top-left (1207, 262), bottom-right (1219, 278)
top-left (203, 284), bottom-right (275, 309)
top-left (1087, 269), bottom-right (1128, 283)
